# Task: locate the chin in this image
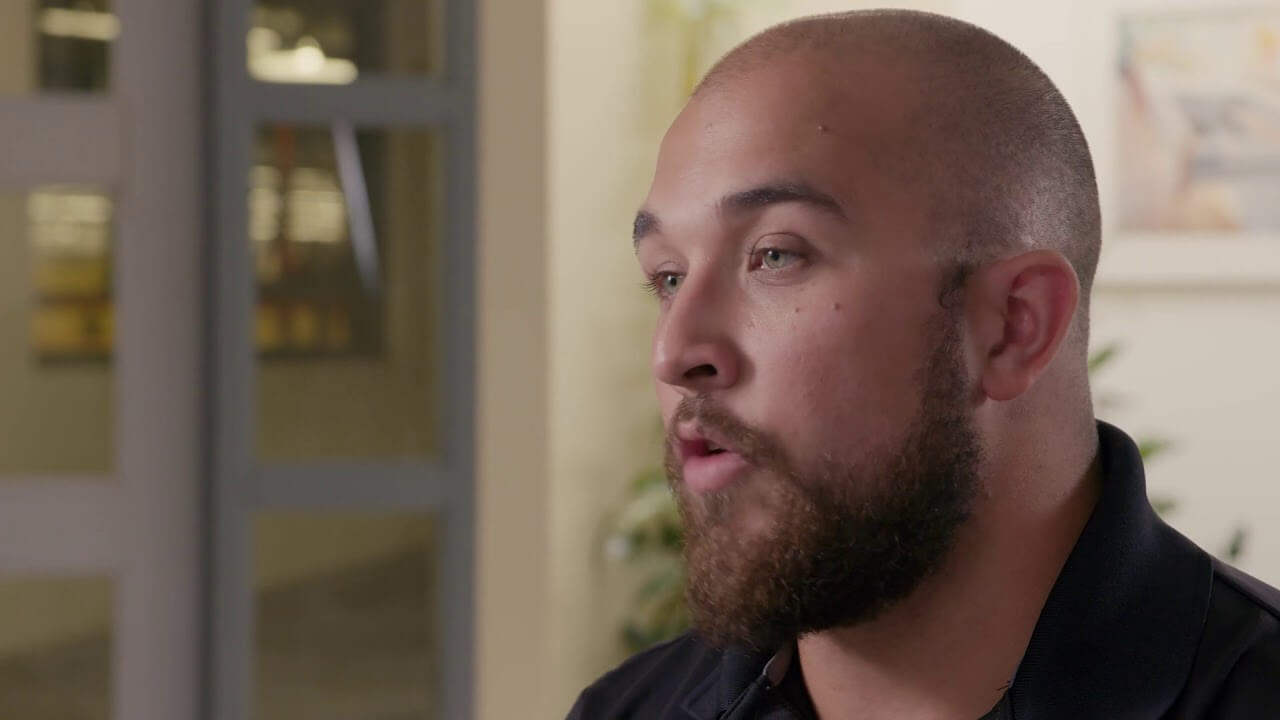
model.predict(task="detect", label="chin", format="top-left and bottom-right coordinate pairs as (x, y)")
top-left (732, 501), bottom-right (779, 537)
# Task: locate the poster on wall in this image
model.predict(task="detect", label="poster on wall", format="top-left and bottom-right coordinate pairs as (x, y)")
top-left (1116, 6), bottom-right (1280, 234)
top-left (1103, 4), bottom-right (1280, 285)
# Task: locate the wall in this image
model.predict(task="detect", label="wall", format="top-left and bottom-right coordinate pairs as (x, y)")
top-left (545, 1), bottom-right (665, 711)
top-left (475, 0), bottom-right (554, 718)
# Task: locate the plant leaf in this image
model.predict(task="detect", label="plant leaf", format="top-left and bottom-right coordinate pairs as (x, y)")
top-left (1151, 496), bottom-right (1177, 515)
top-left (1138, 437), bottom-right (1172, 460)
top-left (1088, 342), bottom-right (1122, 374)
top-left (1222, 527), bottom-right (1248, 562)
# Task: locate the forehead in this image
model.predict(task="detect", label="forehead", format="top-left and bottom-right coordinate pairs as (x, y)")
top-left (644, 55), bottom-right (925, 229)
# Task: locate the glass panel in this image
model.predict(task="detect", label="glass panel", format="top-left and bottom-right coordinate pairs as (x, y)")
top-left (0, 187), bottom-right (113, 476)
top-left (0, 577), bottom-right (113, 719)
top-left (0, 1), bottom-right (115, 94)
top-left (249, 0), bottom-right (442, 84)
top-left (253, 126), bottom-right (440, 461)
top-left (255, 513), bottom-right (439, 720)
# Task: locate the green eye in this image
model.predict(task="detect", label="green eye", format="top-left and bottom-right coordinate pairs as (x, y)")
top-left (645, 272), bottom-right (682, 298)
top-left (760, 249), bottom-right (798, 270)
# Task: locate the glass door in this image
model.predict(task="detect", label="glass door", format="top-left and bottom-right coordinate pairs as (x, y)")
top-left (208, 1), bottom-right (476, 718)
top-left (0, 1), bottom-right (204, 719)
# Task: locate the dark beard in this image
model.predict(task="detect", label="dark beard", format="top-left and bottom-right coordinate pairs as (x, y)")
top-left (666, 313), bottom-right (982, 652)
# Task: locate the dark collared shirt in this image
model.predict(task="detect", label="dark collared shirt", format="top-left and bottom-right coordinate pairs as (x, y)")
top-left (569, 423), bottom-right (1280, 719)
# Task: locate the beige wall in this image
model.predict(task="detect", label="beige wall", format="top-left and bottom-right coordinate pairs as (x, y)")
top-left (475, 0), bottom-right (554, 718)
top-left (546, 0), bottom-right (667, 709)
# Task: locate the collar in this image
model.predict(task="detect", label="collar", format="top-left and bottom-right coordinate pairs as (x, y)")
top-left (1006, 421), bottom-right (1212, 718)
top-left (684, 422), bottom-right (1213, 719)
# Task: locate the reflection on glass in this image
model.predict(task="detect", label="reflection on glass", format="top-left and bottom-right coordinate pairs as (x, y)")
top-left (0, 1), bottom-right (115, 93)
top-left (249, 0), bottom-right (441, 84)
top-left (255, 513), bottom-right (438, 720)
top-left (252, 126), bottom-right (440, 460)
top-left (0, 188), bottom-right (113, 476)
top-left (0, 577), bottom-right (112, 719)
top-left (28, 188), bottom-right (114, 361)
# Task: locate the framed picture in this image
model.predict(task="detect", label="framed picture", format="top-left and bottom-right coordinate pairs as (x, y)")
top-left (1097, 2), bottom-right (1280, 286)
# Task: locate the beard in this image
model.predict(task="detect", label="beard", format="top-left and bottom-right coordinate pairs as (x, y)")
top-left (665, 312), bottom-right (983, 652)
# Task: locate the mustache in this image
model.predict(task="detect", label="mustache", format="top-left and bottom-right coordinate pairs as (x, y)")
top-left (665, 396), bottom-right (788, 471)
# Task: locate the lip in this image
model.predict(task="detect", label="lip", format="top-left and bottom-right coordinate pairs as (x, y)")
top-left (674, 424), bottom-right (750, 495)
top-left (681, 449), bottom-right (750, 494)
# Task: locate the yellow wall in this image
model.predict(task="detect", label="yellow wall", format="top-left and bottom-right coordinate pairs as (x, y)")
top-left (546, 0), bottom-right (667, 706)
top-left (475, 0), bottom-right (554, 718)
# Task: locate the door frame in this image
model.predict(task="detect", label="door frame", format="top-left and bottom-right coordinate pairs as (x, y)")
top-left (206, 1), bottom-right (477, 718)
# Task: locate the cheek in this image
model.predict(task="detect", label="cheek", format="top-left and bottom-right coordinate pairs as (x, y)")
top-left (752, 302), bottom-right (925, 450)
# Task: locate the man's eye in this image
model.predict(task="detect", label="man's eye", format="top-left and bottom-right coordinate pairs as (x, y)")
top-left (644, 272), bottom-right (683, 298)
top-left (756, 248), bottom-right (800, 271)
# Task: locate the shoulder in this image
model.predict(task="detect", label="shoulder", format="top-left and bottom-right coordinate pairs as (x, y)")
top-left (1176, 560), bottom-right (1280, 717)
top-left (1213, 560), bottom-right (1280, 618)
top-left (1209, 562), bottom-right (1280, 691)
top-left (566, 633), bottom-right (722, 720)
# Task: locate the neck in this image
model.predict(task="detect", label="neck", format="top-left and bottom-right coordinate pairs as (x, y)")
top-left (796, 424), bottom-right (1101, 720)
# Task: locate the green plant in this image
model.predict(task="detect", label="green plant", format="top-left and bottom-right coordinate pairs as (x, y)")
top-left (649, 0), bottom-right (780, 96)
top-left (607, 466), bottom-right (691, 651)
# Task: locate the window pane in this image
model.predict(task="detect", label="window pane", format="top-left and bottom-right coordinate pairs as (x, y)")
top-left (255, 513), bottom-right (439, 720)
top-left (0, 577), bottom-right (113, 719)
top-left (0, 1), bottom-right (115, 94)
top-left (0, 187), bottom-right (113, 476)
top-left (252, 126), bottom-right (441, 461)
top-left (249, 0), bottom-right (441, 84)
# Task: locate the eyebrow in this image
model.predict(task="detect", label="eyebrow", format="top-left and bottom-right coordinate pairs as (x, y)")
top-left (632, 179), bottom-right (847, 248)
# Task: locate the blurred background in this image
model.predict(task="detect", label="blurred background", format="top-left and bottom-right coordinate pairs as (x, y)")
top-left (0, 0), bottom-right (1277, 718)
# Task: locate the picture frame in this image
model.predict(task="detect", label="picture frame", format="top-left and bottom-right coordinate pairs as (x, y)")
top-left (1088, 1), bottom-right (1280, 288)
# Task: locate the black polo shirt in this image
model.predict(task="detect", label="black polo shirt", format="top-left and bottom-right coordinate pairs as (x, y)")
top-left (568, 422), bottom-right (1280, 719)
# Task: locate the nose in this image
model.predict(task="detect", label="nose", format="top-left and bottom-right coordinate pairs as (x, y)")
top-left (651, 277), bottom-right (742, 394)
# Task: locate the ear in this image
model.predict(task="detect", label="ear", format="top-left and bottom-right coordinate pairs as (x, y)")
top-left (965, 250), bottom-right (1080, 402)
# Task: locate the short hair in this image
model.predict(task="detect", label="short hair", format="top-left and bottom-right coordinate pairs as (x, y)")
top-left (698, 10), bottom-right (1102, 318)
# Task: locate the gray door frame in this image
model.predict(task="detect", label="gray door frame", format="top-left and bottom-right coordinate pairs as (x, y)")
top-left (206, 1), bottom-right (477, 718)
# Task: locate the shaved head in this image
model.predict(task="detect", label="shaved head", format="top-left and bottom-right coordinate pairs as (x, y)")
top-left (700, 9), bottom-right (1101, 330)
top-left (640, 10), bottom-right (1103, 650)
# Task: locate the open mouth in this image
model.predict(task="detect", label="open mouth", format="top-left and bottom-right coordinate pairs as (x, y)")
top-left (677, 434), bottom-right (735, 462)
top-left (675, 432), bottom-right (748, 494)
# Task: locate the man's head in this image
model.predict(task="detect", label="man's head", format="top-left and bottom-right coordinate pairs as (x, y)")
top-left (633, 10), bottom-right (1100, 650)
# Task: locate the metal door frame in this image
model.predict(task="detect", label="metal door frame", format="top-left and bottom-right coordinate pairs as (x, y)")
top-left (206, 1), bottom-right (477, 718)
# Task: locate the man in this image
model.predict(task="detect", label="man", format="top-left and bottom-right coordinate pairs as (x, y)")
top-left (570, 9), bottom-right (1280, 720)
